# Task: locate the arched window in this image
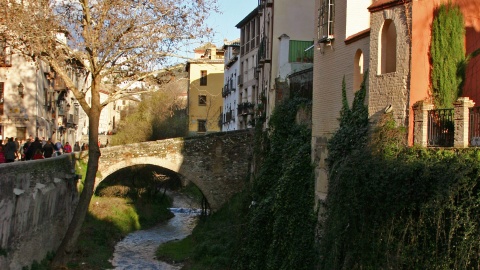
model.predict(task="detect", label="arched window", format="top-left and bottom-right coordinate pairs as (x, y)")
top-left (353, 49), bottom-right (364, 91)
top-left (378, 19), bottom-right (396, 74)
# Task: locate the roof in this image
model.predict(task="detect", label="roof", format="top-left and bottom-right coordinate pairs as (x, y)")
top-left (368, 0), bottom-right (411, 12)
top-left (344, 28), bottom-right (371, 45)
top-left (194, 42), bottom-right (217, 52)
top-left (185, 59), bottom-right (224, 72)
top-left (223, 38), bottom-right (241, 49)
top-left (236, 7), bottom-right (259, 28)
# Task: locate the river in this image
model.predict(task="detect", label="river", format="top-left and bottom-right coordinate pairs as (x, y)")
top-left (110, 192), bottom-right (201, 270)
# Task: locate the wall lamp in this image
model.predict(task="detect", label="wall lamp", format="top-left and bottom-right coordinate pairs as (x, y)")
top-left (18, 82), bottom-right (24, 98)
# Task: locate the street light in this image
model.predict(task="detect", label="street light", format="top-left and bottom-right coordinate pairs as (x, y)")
top-left (18, 82), bottom-right (24, 98)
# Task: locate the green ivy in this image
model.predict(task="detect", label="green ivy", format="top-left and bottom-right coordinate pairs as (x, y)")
top-left (234, 97), bottom-right (317, 270)
top-left (319, 70), bottom-right (480, 269)
top-left (431, 3), bottom-right (465, 108)
top-left (327, 73), bottom-right (369, 170)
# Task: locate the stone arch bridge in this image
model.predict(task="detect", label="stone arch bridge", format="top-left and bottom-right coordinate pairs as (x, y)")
top-left (96, 130), bottom-right (254, 209)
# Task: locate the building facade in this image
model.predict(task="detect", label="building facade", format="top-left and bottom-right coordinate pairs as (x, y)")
top-left (258, 0), bottom-right (316, 124)
top-left (312, 0), bottom-right (372, 202)
top-left (312, 0), bottom-right (480, 203)
top-left (0, 39), bottom-right (85, 144)
top-left (221, 39), bottom-right (241, 131)
top-left (236, 8), bottom-right (260, 129)
top-left (186, 44), bottom-right (224, 136)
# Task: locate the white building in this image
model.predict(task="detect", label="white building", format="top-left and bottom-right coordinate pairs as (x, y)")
top-left (236, 8), bottom-right (260, 129)
top-left (221, 39), bottom-right (240, 131)
top-left (0, 39), bottom-right (86, 144)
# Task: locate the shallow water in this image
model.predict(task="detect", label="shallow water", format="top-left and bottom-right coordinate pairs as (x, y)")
top-left (111, 192), bottom-right (201, 270)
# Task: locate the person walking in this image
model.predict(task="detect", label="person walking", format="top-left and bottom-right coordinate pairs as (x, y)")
top-left (54, 141), bottom-right (63, 155)
top-left (22, 138), bottom-right (31, 161)
top-left (33, 149), bottom-right (44, 160)
top-left (42, 138), bottom-right (55, 158)
top-left (63, 142), bottom-right (72, 153)
top-left (27, 137), bottom-right (43, 160)
top-left (4, 137), bottom-right (17, 163)
top-left (0, 145), bottom-right (6, 163)
top-left (73, 142), bottom-right (81, 152)
top-left (14, 137), bottom-right (20, 160)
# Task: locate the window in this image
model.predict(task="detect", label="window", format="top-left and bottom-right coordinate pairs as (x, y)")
top-left (199, 95), bottom-right (207, 106)
top-left (200, 70), bottom-right (207, 85)
top-left (318, 0), bottom-right (335, 43)
top-left (16, 127), bottom-right (26, 140)
top-left (353, 49), bottom-right (364, 91)
top-left (0, 82), bottom-right (4, 115)
top-left (378, 19), bottom-right (397, 74)
top-left (0, 37), bottom-right (11, 67)
top-left (197, 119), bottom-right (207, 132)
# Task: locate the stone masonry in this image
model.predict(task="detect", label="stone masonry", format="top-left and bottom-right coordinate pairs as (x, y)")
top-left (97, 130), bottom-right (254, 210)
top-left (0, 155), bottom-right (79, 270)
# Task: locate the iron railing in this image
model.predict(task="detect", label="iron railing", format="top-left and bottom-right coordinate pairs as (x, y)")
top-left (427, 109), bottom-right (454, 147)
top-left (469, 107), bottom-right (480, 146)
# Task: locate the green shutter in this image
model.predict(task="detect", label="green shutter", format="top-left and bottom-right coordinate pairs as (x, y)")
top-left (289, 40), bottom-right (314, 63)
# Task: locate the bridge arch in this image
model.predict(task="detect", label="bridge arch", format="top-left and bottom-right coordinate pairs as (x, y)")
top-left (97, 157), bottom-right (214, 208)
top-left (96, 130), bottom-right (254, 210)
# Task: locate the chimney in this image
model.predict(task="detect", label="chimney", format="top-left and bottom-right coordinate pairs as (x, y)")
top-left (210, 47), bottom-right (217, 60)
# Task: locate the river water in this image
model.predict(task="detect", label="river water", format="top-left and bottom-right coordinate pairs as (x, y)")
top-left (110, 193), bottom-right (201, 270)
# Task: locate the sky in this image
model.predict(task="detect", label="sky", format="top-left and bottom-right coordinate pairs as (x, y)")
top-left (176, 0), bottom-right (257, 59)
top-left (207, 1), bottom-right (258, 44)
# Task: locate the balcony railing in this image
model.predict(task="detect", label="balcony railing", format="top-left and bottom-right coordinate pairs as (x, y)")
top-left (237, 102), bottom-right (255, 116)
top-left (222, 86), bottom-right (229, 98)
top-left (67, 114), bottom-right (74, 124)
top-left (258, 36), bottom-right (270, 65)
top-left (427, 109), bottom-right (454, 147)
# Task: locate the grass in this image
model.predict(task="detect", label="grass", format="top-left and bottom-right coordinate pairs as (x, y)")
top-left (155, 235), bottom-right (194, 263)
top-left (156, 191), bottom-right (249, 270)
top-left (66, 194), bottom-right (173, 269)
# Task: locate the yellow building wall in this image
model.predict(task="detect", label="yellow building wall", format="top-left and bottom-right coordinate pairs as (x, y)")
top-left (187, 61), bottom-right (224, 135)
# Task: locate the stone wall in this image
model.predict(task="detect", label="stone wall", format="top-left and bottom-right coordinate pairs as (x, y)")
top-left (0, 155), bottom-right (79, 270)
top-left (368, 3), bottom-right (412, 126)
top-left (312, 0), bottom-right (371, 205)
top-left (97, 130), bottom-right (254, 210)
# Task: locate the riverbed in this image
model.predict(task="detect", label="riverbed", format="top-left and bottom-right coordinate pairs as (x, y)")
top-left (110, 192), bottom-right (201, 270)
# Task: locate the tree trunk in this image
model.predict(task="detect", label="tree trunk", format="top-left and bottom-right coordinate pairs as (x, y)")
top-left (51, 106), bottom-right (101, 267)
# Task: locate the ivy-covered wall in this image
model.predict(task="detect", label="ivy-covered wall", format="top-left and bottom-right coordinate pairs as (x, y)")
top-left (319, 71), bottom-right (480, 269)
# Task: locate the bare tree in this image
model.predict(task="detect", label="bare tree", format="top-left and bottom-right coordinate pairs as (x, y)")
top-left (1, 0), bottom-right (217, 266)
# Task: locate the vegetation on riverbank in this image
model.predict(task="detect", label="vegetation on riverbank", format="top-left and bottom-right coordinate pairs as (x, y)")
top-left (23, 164), bottom-right (175, 270)
top-left (319, 73), bottom-right (480, 269)
top-left (157, 97), bottom-right (317, 270)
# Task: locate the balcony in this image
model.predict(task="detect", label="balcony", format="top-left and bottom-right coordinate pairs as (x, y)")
top-left (258, 0), bottom-right (273, 9)
top-left (237, 102), bottom-right (255, 116)
top-left (258, 37), bottom-right (270, 65)
top-left (0, 53), bottom-right (12, 67)
top-left (222, 86), bottom-right (230, 98)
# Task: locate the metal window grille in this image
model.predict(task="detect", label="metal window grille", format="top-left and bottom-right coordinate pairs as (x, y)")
top-left (469, 107), bottom-right (480, 146)
top-left (197, 120), bottom-right (207, 133)
top-left (318, 0), bottom-right (335, 43)
top-left (427, 109), bottom-right (454, 147)
top-left (198, 95), bottom-right (207, 106)
top-left (200, 70), bottom-right (207, 86)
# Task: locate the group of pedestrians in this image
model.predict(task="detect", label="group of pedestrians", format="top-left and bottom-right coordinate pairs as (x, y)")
top-left (0, 136), bottom-right (81, 164)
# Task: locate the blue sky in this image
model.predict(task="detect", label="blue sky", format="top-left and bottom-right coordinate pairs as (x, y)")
top-left (207, 1), bottom-right (258, 44)
top-left (174, 1), bottom-right (257, 61)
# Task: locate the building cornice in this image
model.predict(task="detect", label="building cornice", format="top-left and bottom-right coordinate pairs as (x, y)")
top-left (344, 28), bottom-right (371, 45)
top-left (368, 0), bottom-right (411, 13)
top-left (236, 7), bottom-right (259, 28)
